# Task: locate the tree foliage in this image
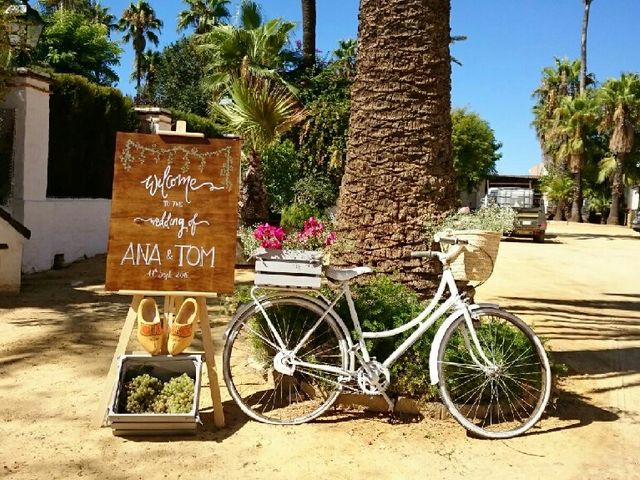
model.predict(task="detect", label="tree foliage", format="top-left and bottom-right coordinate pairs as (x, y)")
top-left (540, 167), bottom-right (574, 207)
top-left (596, 73), bottom-right (640, 223)
top-left (39, 0), bottom-right (117, 33)
top-left (213, 69), bottom-right (305, 225)
top-left (152, 38), bottom-right (209, 116)
top-left (451, 108), bottom-right (500, 193)
top-left (532, 57), bottom-right (601, 222)
top-left (177, 0), bottom-right (230, 34)
top-left (34, 9), bottom-right (121, 85)
top-left (294, 55), bottom-right (354, 186)
top-left (549, 93), bottom-right (597, 171)
top-left (0, 0), bottom-right (14, 93)
top-left (197, 0), bottom-right (295, 95)
top-left (532, 57), bottom-right (589, 167)
top-left (118, 0), bottom-right (163, 97)
top-left (598, 73), bottom-right (640, 156)
top-left (135, 49), bottom-right (160, 102)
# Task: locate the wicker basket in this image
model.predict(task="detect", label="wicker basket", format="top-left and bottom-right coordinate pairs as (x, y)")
top-left (439, 230), bottom-right (501, 282)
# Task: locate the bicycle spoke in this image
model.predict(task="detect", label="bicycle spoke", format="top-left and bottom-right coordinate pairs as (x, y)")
top-left (439, 360), bottom-right (485, 371)
top-left (224, 299), bottom-right (348, 424)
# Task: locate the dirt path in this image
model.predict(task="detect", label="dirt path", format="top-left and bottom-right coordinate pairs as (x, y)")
top-left (1, 221), bottom-right (639, 479)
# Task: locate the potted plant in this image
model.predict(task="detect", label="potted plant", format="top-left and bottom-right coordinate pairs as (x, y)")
top-left (107, 355), bottom-right (203, 435)
top-left (240, 217), bottom-right (336, 289)
top-left (426, 204), bottom-right (517, 283)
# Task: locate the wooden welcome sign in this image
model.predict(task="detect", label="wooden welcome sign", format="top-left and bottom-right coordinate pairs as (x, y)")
top-left (105, 132), bottom-right (241, 294)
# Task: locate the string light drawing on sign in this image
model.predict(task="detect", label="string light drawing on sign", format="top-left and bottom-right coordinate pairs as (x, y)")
top-left (118, 139), bottom-right (234, 191)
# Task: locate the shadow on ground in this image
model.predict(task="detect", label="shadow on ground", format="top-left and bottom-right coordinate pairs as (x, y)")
top-left (0, 255), bottom-right (230, 378)
top-left (499, 294), bottom-right (640, 341)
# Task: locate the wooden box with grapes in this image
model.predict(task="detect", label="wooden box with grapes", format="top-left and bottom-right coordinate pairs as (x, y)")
top-left (107, 355), bottom-right (203, 435)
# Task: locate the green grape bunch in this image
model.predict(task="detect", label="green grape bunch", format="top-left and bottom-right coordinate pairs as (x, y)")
top-left (124, 373), bottom-right (164, 414)
top-left (152, 373), bottom-right (195, 414)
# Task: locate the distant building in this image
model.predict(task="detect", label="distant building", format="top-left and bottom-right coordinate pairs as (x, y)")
top-left (528, 162), bottom-right (547, 176)
top-left (461, 173), bottom-right (542, 210)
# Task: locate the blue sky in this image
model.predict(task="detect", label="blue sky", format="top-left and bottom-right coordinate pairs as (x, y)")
top-left (102, 0), bottom-right (640, 175)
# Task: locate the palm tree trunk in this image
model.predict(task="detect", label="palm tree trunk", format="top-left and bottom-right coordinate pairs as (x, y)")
top-left (570, 168), bottom-right (583, 222)
top-left (301, 0), bottom-right (316, 69)
top-left (580, 0), bottom-right (592, 94)
top-left (335, 0), bottom-right (457, 295)
top-left (240, 149), bottom-right (270, 226)
top-left (555, 199), bottom-right (566, 221)
top-left (136, 53), bottom-right (142, 100)
top-left (607, 153), bottom-right (624, 225)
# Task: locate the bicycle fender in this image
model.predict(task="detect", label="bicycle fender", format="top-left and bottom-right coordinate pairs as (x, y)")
top-left (428, 304), bottom-right (498, 385)
top-left (428, 311), bottom-right (462, 385)
top-left (225, 292), bottom-right (304, 338)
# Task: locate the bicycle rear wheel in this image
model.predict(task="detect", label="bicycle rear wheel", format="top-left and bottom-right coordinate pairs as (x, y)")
top-left (437, 307), bottom-right (551, 439)
top-left (223, 297), bottom-right (348, 425)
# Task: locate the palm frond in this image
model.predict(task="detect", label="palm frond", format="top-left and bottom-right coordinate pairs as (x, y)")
top-left (213, 72), bottom-right (305, 151)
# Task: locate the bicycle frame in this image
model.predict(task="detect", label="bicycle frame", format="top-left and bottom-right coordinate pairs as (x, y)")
top-left (249, 261), bottom-right (498, 388)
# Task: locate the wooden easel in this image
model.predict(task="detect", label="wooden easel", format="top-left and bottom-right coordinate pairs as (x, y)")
top-left (97, 124), bottom-right (241, 430)
top-left (95, 291), bottom-right (225, 428)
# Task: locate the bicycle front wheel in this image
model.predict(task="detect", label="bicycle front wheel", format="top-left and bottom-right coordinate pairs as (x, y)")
top-left (223, 297), bottom-right (348, 425)
top-left (437, 307), bottom-right (551, 439)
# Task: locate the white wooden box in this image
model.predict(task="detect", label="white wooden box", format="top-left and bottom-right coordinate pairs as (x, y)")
top-left (254, 248), bottom-right (323, 289)
top-left (107, 355), bottom-right (203, 436)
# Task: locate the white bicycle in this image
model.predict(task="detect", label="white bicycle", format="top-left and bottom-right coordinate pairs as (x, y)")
top-left (223, 236), bottom-right (551, 439)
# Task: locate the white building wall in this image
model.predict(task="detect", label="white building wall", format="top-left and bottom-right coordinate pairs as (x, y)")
top-left (19, 199), bottom-right (111, 273)
top-left (0, 219), bottom-right (26, 293)
top-left (629, 186), bottom-right (639, 210)
top-left (2, 71), bottom-right (113, 273)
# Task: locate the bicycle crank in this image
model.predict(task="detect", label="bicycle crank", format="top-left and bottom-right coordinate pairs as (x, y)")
top-left (357, 361), bottom-right (391, 395)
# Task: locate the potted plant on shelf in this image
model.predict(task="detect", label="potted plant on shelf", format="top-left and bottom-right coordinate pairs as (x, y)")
top-left (240, 217), bottom-right (336, 289)
top-left (107, 355), bottom-right (203, 436)
top-left (426, 204), bottom-right (517, 283)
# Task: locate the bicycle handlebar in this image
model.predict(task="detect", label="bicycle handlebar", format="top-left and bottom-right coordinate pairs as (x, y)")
top-left (410, 243), bottom-right (466, 265)
top-left (410, 251), bottom-right (437, 259)
top-left (433, 234), bottom-right (469, 245)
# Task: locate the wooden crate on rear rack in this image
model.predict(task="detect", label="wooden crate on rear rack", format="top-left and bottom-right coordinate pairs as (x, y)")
top-left (253, 248), bottom-right (323, 289)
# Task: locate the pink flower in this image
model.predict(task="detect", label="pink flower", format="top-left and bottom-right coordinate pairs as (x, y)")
top-left (254, 223), bottom-right (285, 249)
top-left (325, 231), bottom-right (337, 246)
top-left (252, 217), bottom-right (337, 251)
top-left (300, 217), bottom-right (324, 239)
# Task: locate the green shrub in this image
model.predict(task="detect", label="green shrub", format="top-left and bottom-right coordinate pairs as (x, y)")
top-left (47, 73), bottom-right (137, 198)
top-left (293, 174), bottom-right (338, 210)
top-left (262, 140), bottom-right (300, 214)
top-left (280, 202), bottom-right (322, 232)
top-left (332, 275), bottom-right (440, 399)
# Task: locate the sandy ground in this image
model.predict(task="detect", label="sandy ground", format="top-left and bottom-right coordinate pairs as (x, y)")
top-left (1, 221), bottom-right (639, 480)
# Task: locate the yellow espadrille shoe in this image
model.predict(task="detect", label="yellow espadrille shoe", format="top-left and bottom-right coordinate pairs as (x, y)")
top-left (136, 298), bottom-right (165, 355)
top-left (167, 298), bottom-right (198, 356)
